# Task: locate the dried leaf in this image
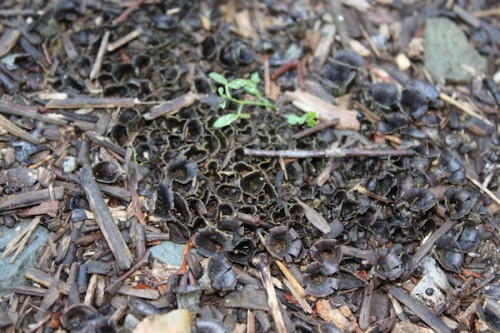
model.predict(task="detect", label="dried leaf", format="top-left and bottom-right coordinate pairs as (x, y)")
top-left (296, 199), bottom-right (331, 234)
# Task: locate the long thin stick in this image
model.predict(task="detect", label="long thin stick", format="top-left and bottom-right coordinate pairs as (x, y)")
top-left (244, 147), bottom-right (415, 159)
top-left (0, 114), bottom-right (40, 144)
top-left (292, 119), bottom-right (339, 139)
top-left (89, 31), bottom-right (110, 80)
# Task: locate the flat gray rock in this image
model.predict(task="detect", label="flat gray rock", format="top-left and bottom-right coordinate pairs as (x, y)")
top-left (0, 220), bottom-right (50, 296)
top-left (424, 18), bottom-right (486, 84)
top-left (150, 241), bottom-right (185, 267)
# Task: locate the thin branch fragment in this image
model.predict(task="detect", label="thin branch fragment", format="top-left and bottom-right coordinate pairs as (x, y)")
top-left (108, 28), bottom-right (143, 51)
top-left (46, 97), bottom-right (136, 109)
top-left (89, 31), bottom-right (111, 79)
top-left (244, 147), bottom-right (415, 159)
top-left (0, 114), bottom-right (40, 144)
top-left (292, 119), bottom-right (339, 139)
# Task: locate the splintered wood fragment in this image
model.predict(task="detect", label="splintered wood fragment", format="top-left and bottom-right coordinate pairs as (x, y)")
top-left (393, 322), bottom-right (435, 333)
top-left (35, 265), bottom-right (63, 321)
top-left (86, 131), bottom-right (126, 157)
top-left (0, 186), bottom-right (64, 211)
top-left (253, 255), bottom-right (287, 333)
top-left (113, 0), bottom-right (146, 25)
top-left (0, 9), bottom-right (36, 16)
top-left (105, 250), bottom-right (151, 294)
top-left (359, 282), bottom-right (374, 330)
top-left (296, 199), bottom-right (331, 234)
top-left (1, 216), bottom-right (40, 262)
top-left (275, 260), bottom-right (305, 297)
top-left (61, 33), bottom-right (78, 60)
top-left (46, 97), bottom-right (136, 109)
top-left (18, 200), bottom-right (59, 217)
top-left (316, 299), bottom-right (354, 333)
top-left (282, 278), bottom-right (312, 314)
top-left (388, 286), bottom-right (451, 333)
top-left (107, 28), bottom-right (143, 51)
top-left (80, 164), bottom-right (133, 270)
top-left (0, 29), bottom-right (21, 57)
top-left (439, 93), bottom-right (493, 126)
top-left (327, 0), bottom-right (350, 49)
top-left (25, 268), bottom-right (70, 295)
top-left (0, 100), bottom-right (67, 125)
top-left (285, 90), bottom-right (360, 130)
top-left (452, 5), bottom-right (481, 28)
top-left (408, 219), bottom-right (457, 273)
top-left (0, 114), bottom-right (40, 144)
top-left (10, 285), bottom-right (48, 297)
top-left (143, 92), bottom-right (203, 120)
top-left (84, 274), bottom-right (98, 305)
top-left (90, 30), bottom-right (110, 79)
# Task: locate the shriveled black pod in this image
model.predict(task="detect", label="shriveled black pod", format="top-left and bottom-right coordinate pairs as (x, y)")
top-left (320, 50), bottom-right (365, 95)
top-left (194, 227), bottom-right (232, 257)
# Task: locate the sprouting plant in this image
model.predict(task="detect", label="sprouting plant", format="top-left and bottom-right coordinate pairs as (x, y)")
top-left (209, 72), bottom-right (275, 128)
top-left (287, 111), bottom-right (317, 127)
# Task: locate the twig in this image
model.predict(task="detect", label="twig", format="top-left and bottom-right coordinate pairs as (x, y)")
top-left (244, 147), bottom-right (415, 159)
top-left (0, 9), bottom-right (37, 16)
top-left (46, 97), bottom-right (136, 109)
top-left (275, 260), bottom-right (305, 297)
top-left (271, 60), bottom-right (306, 91)
top-left (0, 100), bottom-right (67, 125)
top-left (80, 164), bottom-right (133, 270)
top-left (86, 131), bottom-right (126, 157)
top-left (388, 286), bottom-right (452, 333)
top-left (466, 174), bottom-right (500, 206)
top-left (89, 30), bottom-right (111, 79)
top-left (327, 0), bottom-right (350, 49)
top-left (143, 92), bottom-right (203, 120)
top-left (0, 187), bottom-right (64, 211)
top-left (252, 255), bottom-right (287, 333)
top-left (439, 93), bottom-right (493, 126)
top-left (0, 114), bottom-right (40, 144)
top-left (292, 119), bottom-right (339, 139)
top-left (1, 216), bottom-right (41, 263)
top-left (113, 0), bottom-right (146, 25)
top-left (107, 28), bottom-right (143, 51)
top-left (472, 7), bottom-right (500, 18)
top-left (282, 278), bottom-right (312, 314)
top-left (408, 219), bottom-right (458, 273)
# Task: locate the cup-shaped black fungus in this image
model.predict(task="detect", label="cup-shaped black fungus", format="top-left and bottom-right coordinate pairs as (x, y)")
top-left (61, 304), bottom-right (117, 333)
top-left (370, 83), bottom-right (399, 110)
top-left (320, 50), bottom-right (365, 95)
top-left (401, 88), bottom-right (428, 118)
top-left (310, 239), bottom-right (341, 275)
top-left (195, 319), bottom-right (228, 333)
top-left (435, 247), bottom-right (464, 273)
top-left (457, 222), bottom-right (479, 252)
top-left (439, 152), bottom-right (465, 185)
top-left (375, 248), bottom-right (404, 280)
top-left (207, 254), bottom-right (237, 291)
top-left (194, 227), bottom-right (232, 257)
top-left (167, 157), bottom-right (197, 184)
top-left (111, 62), bottom-right (136, 82)
top-left (240, 171), bottom-right (266, 195)
top-left (226, 237), bottom-right (256, 265)
top-left (303, 263), bottom-right (338, 297)
top-left (166, 219), bottom-right (191, 244)
top-left (396, 188), bottom-right (437, 215)
top-left (92, 161), bottom-right (120, 184)
top-left (378, 112), bottom-right (411, 134)
top-left (264, 226), bottom-right (292, 260)
top-left (216, 184), bottom-right (242, 202)
top-left (444, 186), bottom-right (477, 219)
top-left (110, 124), bottom-right (129, 146)
top-left (200, 36), bottom-right (217, 60)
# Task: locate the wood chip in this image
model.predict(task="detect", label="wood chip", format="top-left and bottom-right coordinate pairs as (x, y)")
top-left (296, 199), bottom-right (331, 234)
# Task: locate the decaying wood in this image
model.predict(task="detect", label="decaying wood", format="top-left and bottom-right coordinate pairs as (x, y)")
top-left (1, 216), bottom-right (41, 263)
top-left (0, 114), bottom-right (40, 144)
top-left (0, 100), bottom-right (68, 125)
top-left (388, 286), bottom-right (452, 333)
top-left (316, 299), bottom-right (354, 333)
top-left (80, 164), bottom-right (133, 270)
top-left (143, 92), bottom-right (203, 120)
top-left (285, 90), bottom-right (360, 130)
top-left (0, 186), bottom-right (64, 211)
top-left (25, 268), bottom-right (70, 295)
top-left (86, 131), bottom-right (127, 157)
top-left (108, 28), bottom-right (144, 52)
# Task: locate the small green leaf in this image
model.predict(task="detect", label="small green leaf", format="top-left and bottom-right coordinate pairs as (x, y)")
top-left (287, 114), bottom-right (306, 125)
top-left (217, 87), bottom-right (224, 96)
top-left (228, 79), bottom-right (247, 89)
top-left (306, 111), bottom-right (317, 127)
top-left (239, 113), bottom-right (251, 119)
top-left (250, 72), bottom-right (260, 84)
top-left (209, 72), bottom-right (228, 85)
top-left (213, 113), bottom-right (240, 128)
top-left (219, 99), bottom-right (226, 110)
top-left (244, 85), bottom-right (257, 95)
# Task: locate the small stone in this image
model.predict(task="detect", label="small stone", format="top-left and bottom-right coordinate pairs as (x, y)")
top-left (150, 241), bottom-right (185, 267)
top-left (396, 53), bottom-right (411, 71)
top-left (424, 18), bottom-right (486, 84)
top-left (350, 39), bottom-right (370, 57)
top-left (63, 156), bottom-right (78, 173)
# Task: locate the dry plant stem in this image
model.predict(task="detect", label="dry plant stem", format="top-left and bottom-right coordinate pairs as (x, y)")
top-left (253, 255), bottom-right (287, 333)
top-left (388, 286), bottom-right (451, 333)
top-left (466, 174), bottom-right (500, 206)
top-left (244, 147), bottom-right (415, 159)
top-left (108, 28), bottom-right (144, 51)
top-left (0, 114), bottom-right (40, 144)
top-left (89, 30), bottom-right (110, 79)
top-left (282, 278), bottom-right (312, 314)
top-left (0, 9), bottom-right (36, 16)
top-left (408, 219), bottom-right (457, 272)
top-left (128, 165), bottom-right (147, 225)
top-left (327, 0), bottom-right (350, 49)
top-left (439, 93), bottom-right (493, 126)
top-left (80, 164), bottom-right (133, 270)
top-left (275, 260), bottom-right (305, 297)
top-left (292, 119), bottom-right (339, 139)
top-left (86, 131), bottom-right (126, 157)
top-left (143, 92), bottom-right (203, 120)
top-left (271, 60), bottom-right (306, 90)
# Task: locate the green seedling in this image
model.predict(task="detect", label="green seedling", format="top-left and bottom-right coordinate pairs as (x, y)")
top-left (209, 72), bottom-right (275, 128)
top-left (287, 111), bottom-right (317, 127)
